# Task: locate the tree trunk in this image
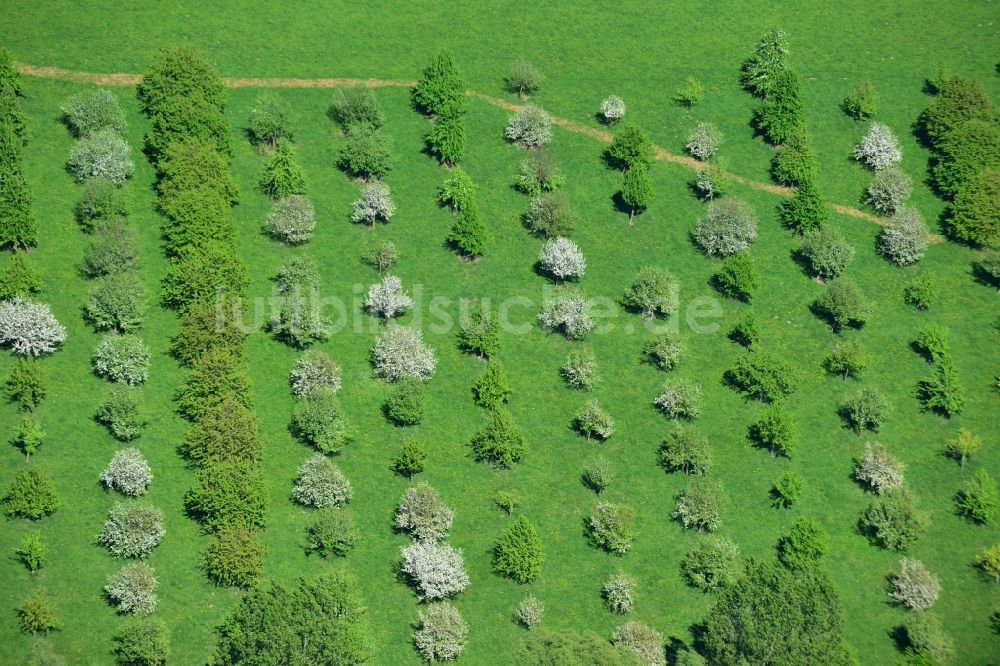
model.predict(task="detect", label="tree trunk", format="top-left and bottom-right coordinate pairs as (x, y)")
top-left (628, 208), bottom-right (635, 225)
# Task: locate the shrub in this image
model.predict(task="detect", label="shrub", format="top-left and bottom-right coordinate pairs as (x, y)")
top-left (305, 508), bottom-right (358, 557)
top-left (365, 274), bottom-right (412, 320)
top-left (740, 29), bottom-right (789, 96)
top-left (778, 179), bottom-right (828, 234)
top-left (330, 84), bottom-right (383, 131)
top-left (85, 272), bottom-right (146, 333)
top-left (185, 461), bottom-right (267, 532)
top-left (976, 248), bottom-right (1000, 291)
top-left (749, 405), bottom-right (798, 457)
top-left (602, 572), bottom-right (636, 614)
top-left (493, 489), bottom-right (519, 515)
top-left (854, 442), bottom-right (904, 494)
top-left (112, 619), bottom-right (169, 666)
top-left (101, 448), bottom-right (152, 497)
top-left (292, 391), bottom-right (353, 453)
top-left (414, 602), bottom-right (468, 662)
top-left (92, 334), bottom-right (149, 385)
top-left (945, 428), bottom-right (981, 468)
top-left (659, 424), bottom-right (710, 475)
top-left (385, 377), bottom-right (425, 425)
top-left (524, 191), bottom-right (576, 238)
top-left (538, 236), bottom-right (586, 281)
top-left (494, 515), bottom-right (544, 583)
top-left (61, 89), bottom-right (126, 138)
top-left (247, 94), bottom-right (291, 148)
top-left (392, 441), bottom-right (427, 479)
top-left (932, 119), bottom-right (1000, 198)
top-left (362, 239), bottom-right (399, 273)
top-left (16, 587), bottom-right (59, 636)
top-left (81, 220), bottom-right (138, 276)
top-left (400, 540), bottom-right (470, 600)
top-left (0, 252), bottom-right (40, 300)
top-left (265, 195), bottom-right (314, 244)
top-left (582, 456), bottom-right (614, 494)
top-left (515, 595), bottom-right (544, 628)
top-left (675, 76), bottom-right (704, 107)
top-left (600, 95), bottom-right (626, 123)
top-left (505, 103), bottom-right (552, 147)
top-left (823, 339), bottom-right (868, 380)
top-left (396, 482), bottom-right (454, 542)
top-left (921, 74), bottom-right (998, 143)
top-left (903, 274), bottom-right (939, 310)
top-left (372, 325), bottom-right (437, 381)
top-left (447, 202), bottom-right (488, 257)
top-left (473, 360), bottom-right (512, 410)
top-left (674, 479), bottom-right (723, 532)
top-left (0, 297), bottom-right (67, 356)
top-left (176, 348), bottom-right (252, 420)
top-left (607, 123), bottom-right (655, 172)
top-left (505, 59), bottom-right (542, 98)
top-left (976, 544), bottom-right (1000, 583)
top-left (3, 357), bottom-right (46, 411)
top-left (840, 388), bottom-right (891, 433)
top-left (98, 502), bottom-right (165, 558)
top-left (588, 501), bottom-right (637, 555)
top-left (877, 207), bottom-right (928, 266)
top-left (777, 517), bottom-right (829, 569)
top-left (713, 252), bottom-right (757, 301)
top-left (813, 278), bottom-right (870, 330)
top-left (799, 227), bottom-right (854, 279)
top-left (425, 114), bottom-right (465, 166)
top-left (161, 243), bottom-right (249, 313)
top-left (654, 379), bottom-right (703, 419)
top-left (457, 306), bottom-right (501, 358)
top-left (437, 167), bottom-right (477, 212)
top-left (3, 466), bottom-right (60, 519)
top-left (725, 352), bottom-right (797, 402)
top-left (947, 168), bottom-right (1000, 247)
top-left (338, 126), bottom-right (393, 180)
top-left (561, 348), bottom-right (598, 389)
top-left (842, 80), bottom-right (878, 120)
top-left (574, 399), bottom-right (614, 440)
top-left (514, 150), bottom-right (565, 196)
top-left (412, 50), bottom-right (467, 117)
top-left (105, 563), bottom-right (157, 615)
top-left (350, 180), bottom-right (395, 227)
top-left (890, 559), bottom-right (940, 610)
top-left (770, 128), bottom-right (817, 186)
top-left (853, 122), bottom-right (901, 170)
top-left (621, 267), bottom-right (677, 318)
top-left (274, 254), bottom-right (320, 292)
top-left (289, 350), bottom-right (341, 397)
top-left (772, 471), bottom-right (804, 508)
top-left (644, 332), bottom-right (683, 371)
top-left (913, 324), bottom-right (949, 363)
top-left (865, 167), bottom-right (911, 214)
top-left (470, 408), bottom-right (527, 468)
top-left (751, 67), bottom-right (804, 144)
top-left (859, 488), bottom-right (927, 551)
top-left (685, 122), bottom-right (721, 161)
top-left (203, 524), bottom-right (265, 588)
top-left (918, 358), bottom-right (965, 416)
top-left (728, 311), bottom-right (760, 349)
top-left (67, 129), bottom-right (134, 184)
top-left (537, 287), bottom-right (595, 340)
top-left (681, 536), bottom-right (739, 591)
top-left (956, 468), bottom-right (999, 524)
top-left (693, 197), bottom-right (758, 256)
top-left (612, 622), bottom-right (665, 666)
top-left (903, 611), bottom-right (953, 664)
top-left (16, 531), bottom-right (46, 572)
top-left (181, 398), bottom-right (260, 467)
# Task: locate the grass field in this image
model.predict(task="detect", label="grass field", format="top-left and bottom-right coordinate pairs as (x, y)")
top-left (1, 2), bottom-right (999, 664)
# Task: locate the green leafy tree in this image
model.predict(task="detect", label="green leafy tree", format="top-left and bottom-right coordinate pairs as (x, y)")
top-left (913, 324), bottom-right (949, 363)
top-left (582, 456), bottom-right (615, 494)
top-left (112, 618), bottom-right (170, 666)
top-left (813, 278), bottom-right (871, 331)
top-left (932, 119), bottom-right (1000, 198)
top-left (0, 169), bottom-right (37, 249)
top-left (772, 471), bottom-right (804, 509)
top-left (3, 466), bottom-right (60, 519)
top-left (185, 460), bottom-right (267, 532)
top-left (725, 351), bottom-right (797, 402)
top-left (621, 166), bottom-right (654, 224)
top-left (248, 94), bottom-right (292, 149)
top-left (859, 488), bottom-right (927, 551)
top-left (338, 125), bottom-right (393, 180)
top-left (842, 80), bottom-right (878, 120)
top-left (3, 357), bottom-right (46, 411)
top-left (17, 587), bottom-right (59, 636)
top-left (920, 74), bottom-right (998, 144)
top-left (975, 544), bottom-right (1000, 583)
top-left (704, 559), bottom-right (854, 665)
top-left (589, 501), bottom-right (637, 554)
top-left (658, 424), bottom-right (711, 475)
top-left (714, 252), bottom-right (758, 301)
top-left (437, 166), bottom-right (476, 212)
top-left (305, 508), bottom-right (358, 558)
top-left (839, 388), bottom-right (891, 433)
top-left (779, 179), bottom-right (828, 234)
top-left (750, 405), bottom-right (799, 457)
top-left (729, 311), bottom-right (760, 349)
top-left (11, 415), bottom-right (44, 460)
top-left (457, 306), bottom-right (501, 358)
top-left (470, 408), bottom-right (527, 468)
top-left (292, 387), bottom-right (353, 454)
top-left (946, 428), bottom-right (982, 468)
top-left (903, 274), bottom-right (939, 310)
top-left (493, 515), bottom-right (544, 583)
top-left (330, 84), bottom-right (383, 132)
top-left (918, 358), bottom-right (965, 417)
top-left (946, 167), bottom-right (999, 247)
top-left (607, 123), bottom-right (655, 173)
top-left (384, 377), bottom-right (425, 426)
top-left (259, 142), bottom-right (306, 199)
top-left (621, 266), bottom-right (677, 318)
top-left (777, 517), bottom-right (829, 568)
top-left (412, 50), bottom-right (468, 117)
top-left (204, 524), bottom-right (266, 588)
top-left (823, 340), bottom-right (868, 380)
top-left (425, 112), bottom-right (465, 165)
top-left (770, 127), bottom-right (817, 186)
top-left (680, 536), bottom-right (740, 591)
top-left (675, 76), bottom-right (704, 107)
top-left (740, 29), bottom-right (790, 96)
top-left (956, 468), bottom-right (999, 524)
top-left (752, 67), bottom-right (805, 144)
top-left (16, 530), bottom-right (46, 572)
top-left (574, 399), bottom-right (614, 441)
top-left (0, 252), bottom-right (40, 300)
top-left (473, 360), bottom-right (513, 410)
top-left (504, 59), bottom-right (542, 99)
top-left (799, 227), bottom-right (854, 279)
top-left (392, 440), bottom-right (427, 479)
top-left (447, 202), bottom-right (488, 257)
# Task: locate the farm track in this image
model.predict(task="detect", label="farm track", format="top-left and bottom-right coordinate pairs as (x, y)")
top-left (18, 62), bottom-right (943, 241)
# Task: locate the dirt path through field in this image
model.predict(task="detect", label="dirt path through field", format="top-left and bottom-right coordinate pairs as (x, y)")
top-left (19, 61), bottom-right (940, 239)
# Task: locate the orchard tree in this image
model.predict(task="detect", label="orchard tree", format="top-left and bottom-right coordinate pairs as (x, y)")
top-left (854, 442), bottom-right (905, 495)
top-left (644, 331), bottom-right (684, 371)
top-left (100, 448), bottom-right (153, 496)
top-left (740, 29), bottom-right (790, 96)
top-left (66, 129), bottom-right (135, 184)
top-left (86, 272), bottom-right (146, 333)
top-left (675, 76), bottom-right (704, 107)
top-left (725, 351), bottom-right (797, 402)
top-left (338, 125), bottom-right (393, 180)
top-left (3, 466), bottom-right (60, 519)
top-left (82, 220), bottom-right (138, 277)
top-left (414, 603), bottom-right (468, 662)
top-left (823, 339), bottom-right (868, 380)
top-left (673, 479), bottom-right (723, 532)
top-left (330, 84), bottom-right (384, 132)
top-left (574, 399), bottom-right (614, 441)
top-left (680, 536), bottom-right (740, 591)
top-left (384, 378), bottom-right (425, 426)
top-left (600, 96), bottom-right (626, 124)
top-left (582, 456), bottom-right (614, 494)
top-left (770, 127), bottom-right (817, 186)
top-left (659, 424), bottom-right (710, 475)
top-left (3, 357), bottom-right (47, 411)
top-left (457, 306), bottom-right (500, 358)
top-left (259, 142), bottom-right (306, 199)
top-left (772, 471), bottom-right (804, 508)
top-left (813, 278), bottom-right (871, 331)
top-left (562, 348), bottom-right (598, 390)
top-left (713, 252), bottom-right (758, 301)
top-left (523, 191), bottom-right (576, 237)
top-left (437, 167), bottom-right (477, 212)
top-left (392, 440), bottom-right (427, 479)
top-left (425, 112), bottom-right (465, 165)
top-left (859, 488), bottom-right (927, 551)
top-left (505, 104), bottom-right (552, 147)
top-left (493, 515), bottom-right (544, 583)
top-left (371, 325), bottom-right (437, 381)
top-left (654, 379), bottom-right (703, 419)
top-left (613, 622), bottom-right (665, 666)
top-left (865, 167), bottom-right (912, 214)
top-left (98, 501), bottom-right (165, 557)
top-left (538, 236), bottom-right (586, 281)
top-left (293, 454), bottom-right (352, 509)
top-left (470, 408), bottom-right (527, 468)
top-left (514, 595), bottom-right (544, 628)
top-left (400, 540), bottom-right (470, 600)
top-left (292, 388), bottom-right (353, 455)
top-left (0, 297), bottom-right (65, 356)
top-left (842, 80), bottom-right (878, 120)
top-left (513, 150), bottom-right (565, 196)
top-left (749, 405), bottom-right (799, 457)
top-left (112, 618), bottom-right (170, 666)
top-left (878, 207), bottom-right (928, 266)
top-left (247, 94), bottom-right (292, 149)
top-left (395, 482), bottom-right (454, 542)
top-left (918, 358), bottom-right (965, 416)
top-left (693, 196), bottom-right (758, 256)
top-left (685, 122), bottom-right (722, 161)
top-left (266, 195), bottom-right (315, 244)
top-left (362, 239), bottom-right (399, 273)
top-left (913, 324), bottom-right (949, 363)
top-left (752, 67), bottom-right (804, 144)
top-left (105, 562), bottom-right (158, 615)
top-left (447, 203), bottom-right (488, 257)
top-left (621, 266), bottom-right (677, 318)
top-left (365, 274), bottom-right (413, 320)
top-left (956, 468), bottom-right (999, 524)
top-left (779, 179), bottom-right (828, 234)
top-left (975, 248), bottom-right (1000, 291)
top-left (10, 415), bottom-right (43, 460)
top-left (0, 252), bottom-right (41, 300)
top-left (15, 531), bottom-right (46, 573)
top-left (946, 428), bottom-right (982, 468)
top-left (839, 388), bottom-right (891, 433)
top-left (473, 360), bottom-right (512, 410)
top-left (729, 311), bottom-right (760, 349)
top-left (621, 166), bottom-right (654, 224)
top-left (589, 501), bottom-right (636, 554)
top-left (903, 274), bottom-right (939, 310)
top-left (853, 122), bottom-right (902, 171)
top-left (607, 123), bottom-right (654, 173)
top-left (504, 59), bottom-right (542, 99)
top-left (412, 50), bottom-right (467, 117)
top-left (777, 518), bottom-right (829, 568)
top-left (305, 508), bottom-right (358, 558)
top-left (17, 587), bottom-right (59, 636)
top-left (890, 558), bottom-right (940, 610)
top-left (799, 227), bottom-right (854, 279)
top-left (92, 334), bottom-right (150, 385)
top-left (975, 544), bottom-right (1000, 583)
top-left (537, 287), bottom-right (595, 340)
top-left (602, 572), bottom-right (636, 614)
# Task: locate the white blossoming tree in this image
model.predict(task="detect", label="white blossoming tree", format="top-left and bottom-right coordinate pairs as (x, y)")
top-left (395, 482), bottom-right (455, 542)
top-left (600, 96), bottom-right (626, 124)
top-left (365, 274), bottom-right (413, 320)
top-left (100, 448), bottom-right (152, 497)
top-left (0, 298), bottom-right (67, 356)
top-left (400, 540), bottom-right (470, 600)
top-left (853, 122), bottom-right (902, 170)
top-left (538, 236), bottom-right (586, 282)
top-left (372, 325), bottom-right (437, 381)
top-left (890, 558), bottom-right (940, 610)
top-left (66, 128), bottom-right (134, 184)
top-left (854, 442), bottom-right (904, 494)
top-left (685, 122), bottom-right (722, 161)
top-left (414, 602), bottom-right (468, 662)
top-left (350, 181), bottom-right (395, 227)
top-left (538, 288), bottom-right (595, 340)
top-left (505, 104), bottom-right (552, 147)
top-left (292, 453), bottom-right (352, 508)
